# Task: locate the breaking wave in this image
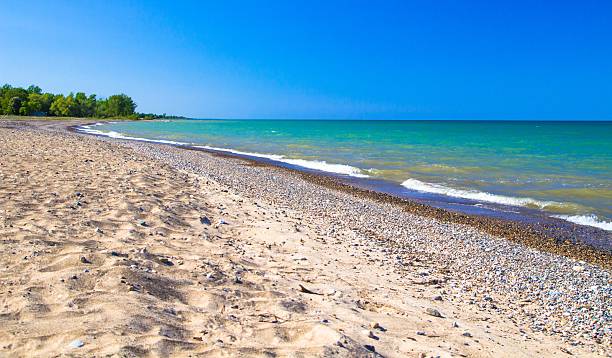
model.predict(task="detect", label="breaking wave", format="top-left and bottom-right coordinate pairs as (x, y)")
top-left (401, 178), bottom-right (560, 209)
top-left (76, 124), bottom-right (369, 178)
top-left (552, 215), bottom-right (612, 231)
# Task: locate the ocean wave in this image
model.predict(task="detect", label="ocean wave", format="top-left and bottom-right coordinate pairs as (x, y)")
top-left (76, 125), bottom-right (369, 178)
top-left (400, 178), bottom-right (559, 209)
top-left (76, 125), bottom-right (187, 145)
top-left (401, 178), bottom-right (612, 230)
top-left (552, 215), bottom-right (612, 231)
top-left (195, 145), bottom-right (369, 178)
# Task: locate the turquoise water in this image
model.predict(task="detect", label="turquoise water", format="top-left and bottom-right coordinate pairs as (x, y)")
top-left (81, 120), bottom-right (612, 230)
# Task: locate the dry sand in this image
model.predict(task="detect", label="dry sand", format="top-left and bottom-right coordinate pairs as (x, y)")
top-left (0, 120), bottom-right (609, 357)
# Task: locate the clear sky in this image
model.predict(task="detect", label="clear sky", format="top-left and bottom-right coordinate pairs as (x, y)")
top-left (1, 0), bottom-right (611, 119)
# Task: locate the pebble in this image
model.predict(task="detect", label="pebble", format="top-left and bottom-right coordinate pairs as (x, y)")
top-left (362, 330), bottom-right (378, 340)
top-left (418, 269), bottom-right (430, 276)
top-left (69, 339), bottom-right (84, 348)
top-left (159, 258), bottom-right (173, 266)
top-left (426, 308), bottom-right (443, 318)
top-left (364, 344), bottom-right (376, 352)
top-left (369, 322), bottom-right (383, 330)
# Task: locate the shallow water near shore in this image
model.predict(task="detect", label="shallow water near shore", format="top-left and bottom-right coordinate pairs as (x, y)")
top-left (78, 119), bottom-right (612, 234)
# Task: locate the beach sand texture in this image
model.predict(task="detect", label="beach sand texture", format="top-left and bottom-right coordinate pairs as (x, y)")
top-left (0, 121), bottom-right (609, 357)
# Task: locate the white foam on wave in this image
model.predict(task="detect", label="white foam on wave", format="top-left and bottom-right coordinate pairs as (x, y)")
top-left (552, 215), bottom-right (612, 231)
top-left (76, 125), bottom-right (186, 145)
top-left (401, 178), bottom-right (559, 209)
top-left (80, 122), bottom-right (104, 129)
top-left (76, 125), bottom-right (369, 178)
top-left (195, 145), bottom-right (369, 178)
top-left (401, 178), bottom-right (612, 231)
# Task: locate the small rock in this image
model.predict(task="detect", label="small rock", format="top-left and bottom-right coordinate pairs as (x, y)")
top-left (369, 322), bottom-right (383, 330)
top-left (364, 344), bottom-right (376, 352)
top-left (138, 220), bottom-right (148, 227)
top-left (69, 339), bottom-right (84, 348)
top-left (426, 308), bottom-right (443, 318)
top-left (453, 321), bottom-right (459, 328)
top-left (416, 331), bottom-right (426, 336)
top-left (160, 258), bottom-right (174, 266)
top-left (433, 295), bottom-right (443, 301)
top-left (80, 256), bottom-right (91, 264)
top-left (418, 269), bottom-right (430, 276)
top-left (362, 330), bottom-right (379, 340)
top-left (462, 332), bottom-right (473, 337)
top-left (200, 216), bottom-right (212, 225)
top-left (560, 347), bottom-right (573, 355)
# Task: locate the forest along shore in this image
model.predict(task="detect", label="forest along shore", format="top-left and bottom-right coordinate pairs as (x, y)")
top-left (0, 119), bottom-right (610, 357)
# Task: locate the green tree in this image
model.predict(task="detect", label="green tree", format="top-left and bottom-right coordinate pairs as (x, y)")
top-left (95, 98), bottom-right (108, 117)
top-left (104, 94), bottom-right (136, 117)
top-left (40, 93), bottom-right (55, 114)
top-left (74, 92), bottom-right (97, 117)
top-left (23, 92), bottom-right (54, 115)
top-left (50, 93), bottom-right (78, 117)
top-left (7, 97), bottom-right (24, 115)
top-left (1, 85), bottom-right (28, 114)
top-left (0, 83), bottom-right (164, 119)
top-left (27, 85), bottom-right (42, 95)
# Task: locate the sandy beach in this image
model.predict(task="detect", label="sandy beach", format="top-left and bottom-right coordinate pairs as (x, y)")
top-left (0, 120), bottom-right (610, 357)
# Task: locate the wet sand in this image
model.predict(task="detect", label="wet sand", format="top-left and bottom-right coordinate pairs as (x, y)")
top-left (0, 119), bottom-right (610, 357)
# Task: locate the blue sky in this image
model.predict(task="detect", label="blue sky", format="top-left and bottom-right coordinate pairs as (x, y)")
top-left (1, 1), bottom-right (611, 119)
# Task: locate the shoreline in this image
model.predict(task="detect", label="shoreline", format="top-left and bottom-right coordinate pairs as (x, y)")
top-left (1, 119), bottom-right (610, 356)
top-left (69, 120), bottom-right (611, 268)
top-left (73, 119), bottom-right (612, 236)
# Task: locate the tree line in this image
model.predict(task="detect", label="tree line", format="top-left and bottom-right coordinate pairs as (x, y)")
top-left (0, 84), bottom-right (177, 120)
